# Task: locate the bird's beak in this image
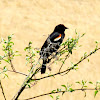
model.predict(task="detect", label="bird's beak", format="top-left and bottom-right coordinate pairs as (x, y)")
top-left (65, 27), bottom-right (68, 29)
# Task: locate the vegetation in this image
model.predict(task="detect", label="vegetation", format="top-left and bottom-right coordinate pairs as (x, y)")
top-left (0, 33), bottom-right (100, 100)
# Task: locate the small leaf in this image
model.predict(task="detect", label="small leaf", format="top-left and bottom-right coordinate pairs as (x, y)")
top-left (81, 33), bottom-right (86, 37)
top-left (83, 86), bottom-right (87, 87)
top-left (96, 81), bottom-right (100, 84)
top-left (10, 42), bottom-right (14, 45)
top-left (50, 95), bottom-right (53, 98)
top-left (3, 66), bottom-right (8, 72)
top-left (15, 51), bottom-right (19, 53)
top-left (89, 81), bottom-right (93, 84)
top-left (82, 80), bottom-right (85, 85)
top-left (51, 90), bottom-right (56, 93)
top-left (94, 90), bottom-right (98, 97)
top-left (56, 95), bottom-right (60, 100)
top-left (76, 81), bottom-right (81, 84)
top-left (4, 74), bottom-right (8, 78)
top-left (3, 59), bottom-right (10, 63)
top-left (28, 84), bottom-right (31, 88)
top-left (36, 50), bottom-right (40, 53)
top-left (0, 56), bottom-right (3, 60)
top-left (61, 85), bottom-right (67, 90)
top-left (29, 41), bottom-right (32, 44)
top-left (57, 88), bottom-right (61, 92)
top-left (69, 88), bottom-right (75, 92)
top-left (95, 41), bottom-right (98, 44)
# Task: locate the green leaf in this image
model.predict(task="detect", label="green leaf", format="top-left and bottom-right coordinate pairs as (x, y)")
top-left (84, 52), bottom-right (87, 57)
top-left (51, 90), bottom-right (56, 93)
top-left (94, 90), bottom-right (98, 97)
top-left (57, 88), bottom-right (61, 92)
top-left (96, 81), bottom-right (100, 84)
top-left (15, 51), bottom-right (19, 53)
top-left (3, 66), bottom-right (8, 72)
top-left (10, 42), bottom-right (14, 45)
top-left (4, 74), bottom-right (8, 78)
top-left (29, 41), bottom-right (32, 45)
top-left (36, 50), bottom-right (40, 53)
top-left (81, 33), bottom-right (86, 37)
top-left (15, 54), bottom-right (22, 56)
top-left (28, 84), bottom-right (31, 88)
top-left (4, 41), bottom-right (7, 44)
top-left (3, 59), bottom-right (10, 63)
top-left (83, 86), bottom-right (87, 87)
top-left (95, 41), bottom-right (98, 44)
top-left (89, 81), bottom-right (93, 84)
top-left (0, 56), bottom-right (3, 60)
top-left (87, 59), bottom-right (89, 62)
top-left (61, 85), bottom-right (67, 90)
top-left (75, 30), bottom-right (78, 35)
top-left (82, 80), bottom-right (85, 85)
top-left (50, 95), bottom-right (53, 98)
top-left (3, 44), bottom-right (6, 48)
top-left (76, 81), bottom-right (81, 84)
top-left (56, 95), bottom-right (60, 100)
top-left (69, 88), bottom-right (75, 92)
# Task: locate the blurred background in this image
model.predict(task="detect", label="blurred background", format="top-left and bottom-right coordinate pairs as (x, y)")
top-left (0, 0), bottom-right (100, 100)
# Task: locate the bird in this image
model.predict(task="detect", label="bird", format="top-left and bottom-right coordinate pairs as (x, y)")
top-left (40, 24), bottom-right (68, 74)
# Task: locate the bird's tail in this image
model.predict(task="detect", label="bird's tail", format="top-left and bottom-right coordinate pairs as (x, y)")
top-left (41, 59), bottom-right (46, 74)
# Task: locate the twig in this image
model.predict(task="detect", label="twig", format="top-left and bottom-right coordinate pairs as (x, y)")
top-left (8, 51), bottom-right (16, 72)
top-left (12, 47), bottom-right (100, 100)
top-left (12, 58), bottom-right (41, 100)
top-left (59, 53), bottom-right (70, 72)
top-left (23, 88), bottom-right (100, 100)
top-left (33, 47), bottom-right (100, 81)
top-left (0, 68), bottom-right (27, 76)
top-left (0, 80), bottom-right (6, 100)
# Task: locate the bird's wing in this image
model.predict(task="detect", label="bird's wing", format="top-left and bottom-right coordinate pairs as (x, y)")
top-left (49, 32), bottom-right (61, 42)
top-left (40, 32), bottom-right (61, 51)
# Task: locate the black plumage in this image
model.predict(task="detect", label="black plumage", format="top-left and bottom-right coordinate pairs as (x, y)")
top-left (40, 24), bottom-right (68, 74)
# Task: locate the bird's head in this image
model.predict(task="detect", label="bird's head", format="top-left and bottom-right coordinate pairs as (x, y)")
top-left (54, 24), bottom-right (68, 33)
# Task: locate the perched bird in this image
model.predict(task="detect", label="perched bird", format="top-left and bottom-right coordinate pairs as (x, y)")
top-left (40, 24), bottom-right (68, 74)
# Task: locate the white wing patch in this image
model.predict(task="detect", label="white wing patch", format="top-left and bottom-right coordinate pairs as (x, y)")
top-left (54, 34), bottom-right (61, 41)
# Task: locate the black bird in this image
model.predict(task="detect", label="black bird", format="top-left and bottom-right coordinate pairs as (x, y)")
top-left (40, 24), bottom-right (68, 74)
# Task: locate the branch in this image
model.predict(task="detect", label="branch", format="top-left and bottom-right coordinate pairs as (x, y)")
top-left (33, 47), bottom-right (100, 81)
top-left (12, 58), bottom-right (41, 100)
top-left (23, 88), bottom-right (100, 100)
top-left (12, 46), bottom-right (100, 100)
top-left (8, 51), bottom-right (16, 72)
top-left (0, 80), bottom-right (6, 100)
top-left (0, 68), bottom-right (27, 76)
top-left (59, 53), bottom-right (70, 72)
